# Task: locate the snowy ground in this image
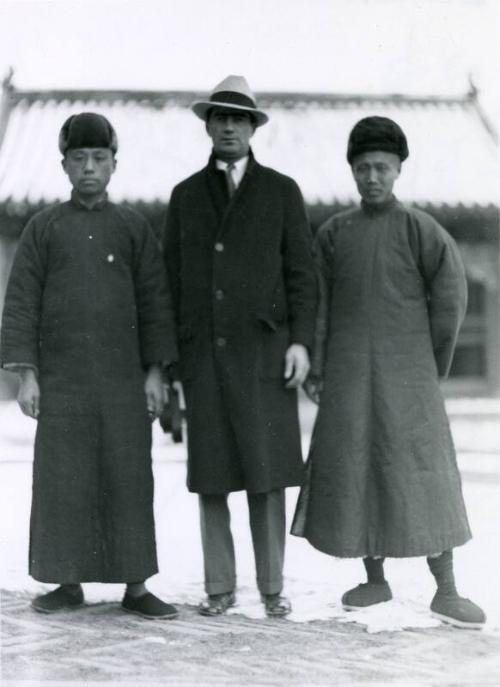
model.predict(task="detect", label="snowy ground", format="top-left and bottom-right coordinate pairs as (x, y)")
top-left (1, 397), bottom-right (500, 637)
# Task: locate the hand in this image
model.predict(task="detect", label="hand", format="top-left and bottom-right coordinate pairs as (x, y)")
top-left (284, 344), bottom-right (310, 389)
top-left (144, 365), bottom-right (166, 419)
top-left (17, 369), bottom-right (40, 419)
top-left (304, 375), bottom-right (323, 405)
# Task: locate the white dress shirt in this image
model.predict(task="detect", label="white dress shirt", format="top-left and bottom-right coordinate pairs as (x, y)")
top-left (215, 156), bottom-right (249, 190)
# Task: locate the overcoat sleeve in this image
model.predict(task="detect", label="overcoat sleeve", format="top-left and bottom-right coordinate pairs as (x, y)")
top-left (309, 221), bottom-right (335, 378)
top-left (133, 218), bottom-right (178, 367)
top-left (162, 186), bottom-right (181, 322)
top-left (415, 217), bottom-right (468, 379)
top-left (282, 179), bottom-right (317, 348)
top-left (0, 217), bottom-right (46, 371)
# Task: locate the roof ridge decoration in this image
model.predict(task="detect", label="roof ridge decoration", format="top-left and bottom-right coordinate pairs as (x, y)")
top-left (3, 80), bottom-right (497, 145)
top-left (4, 73), bottom-right (497, 146)
top-left (0, 73), bottom-right (484, 110)
top-left (7, 88), bottom-right (477, 108)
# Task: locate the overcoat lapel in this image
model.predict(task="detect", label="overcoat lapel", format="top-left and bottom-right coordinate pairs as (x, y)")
top-left (204, 163), bottom-right (228, 229)
top-left (204, 151), bottom-right (260, 241)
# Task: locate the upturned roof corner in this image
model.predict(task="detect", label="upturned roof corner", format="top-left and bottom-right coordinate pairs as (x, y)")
top-left (0, 67), bottom-right (15, 151)
top-left (467, 74), bottom-right (499, 146)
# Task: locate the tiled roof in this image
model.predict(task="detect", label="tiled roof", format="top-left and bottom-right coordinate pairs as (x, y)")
top-left (0, 81), bottom-right (498, 211)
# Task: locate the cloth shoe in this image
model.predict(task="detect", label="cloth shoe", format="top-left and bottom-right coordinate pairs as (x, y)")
top-left (431, 592), bottom-right (486, 629)
top-left (31, 586), bottom-right (84, 614)
top-left (198, 592), bottom-right (236, 616)
top-left (261, 593), bottom-right (292, 617)
top-left (121, 592), bottom-right (178, 620)
top-left (342, 582), bottom-right (392, 610)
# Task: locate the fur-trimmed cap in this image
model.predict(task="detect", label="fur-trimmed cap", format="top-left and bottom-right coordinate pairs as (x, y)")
top-left (347, 116), bottom-right (409, 164)
top-left (59, 112), bottom-right (118, 154)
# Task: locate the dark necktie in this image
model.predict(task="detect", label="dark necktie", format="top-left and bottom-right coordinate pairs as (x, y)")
top-left (225, 163), bottom-right (236, 198)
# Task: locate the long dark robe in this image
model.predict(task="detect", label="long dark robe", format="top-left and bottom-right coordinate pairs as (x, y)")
top-left (1, 194), bottom-right (177, 582)
top-left (292, 197), bottom-right (471, 557)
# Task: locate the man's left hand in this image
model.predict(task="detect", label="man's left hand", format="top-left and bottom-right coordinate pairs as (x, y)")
top-left (284, 344), bottom-right (310, 389)
top-left (144, 365), bottom-right (166, 419)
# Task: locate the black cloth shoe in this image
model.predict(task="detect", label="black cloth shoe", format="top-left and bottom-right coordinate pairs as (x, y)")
top-left (121, 592), bottom-right (178, 620)
top-left (342, 582), bottom-right (392, 610)
top-left (262, 593), bottom-right (292, 618)
top-left (31, 586), bottom-right (84, 614)
top-left (198, 592), bottom-right (236, 616)
top-left (431, 592), bottom-right (486, 629)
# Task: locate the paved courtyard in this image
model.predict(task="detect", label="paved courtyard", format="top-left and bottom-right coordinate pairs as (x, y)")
top-left (2, 587), bottom-right (500, 686)
top-left (1, 398), bottom-right (500, 686)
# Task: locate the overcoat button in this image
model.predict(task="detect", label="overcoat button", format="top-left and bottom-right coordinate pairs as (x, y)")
top-left (215, 289), bottom-right (224, 300)
top-left (215, 242), bottom-right (224, 252)
top-left (216, 337), bottom-right (226, 347)
top-left (107, 254), bottom-right (115, 263)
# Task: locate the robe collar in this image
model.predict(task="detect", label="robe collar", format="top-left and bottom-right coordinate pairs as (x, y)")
top-left (70, 190), bottom-right (109, 211)
top-left (361, 194), bottom-right (398, 216)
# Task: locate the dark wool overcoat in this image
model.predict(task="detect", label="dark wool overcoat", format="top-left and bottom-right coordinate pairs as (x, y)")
top-left (1, 194), bottom-right (177, 582)
top-left (292, 197), bottom-right (472, 557)
top-left (164, 151), bottom-right (317, 494)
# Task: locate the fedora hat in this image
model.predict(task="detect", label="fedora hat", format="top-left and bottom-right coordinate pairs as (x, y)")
top-left (192, 75), bottom-right (268, 127)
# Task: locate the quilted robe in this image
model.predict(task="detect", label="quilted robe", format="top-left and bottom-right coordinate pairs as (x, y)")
top-left (1, 194), bottom-right (177, 581)
top-left (292, 197), bottom-right (472, 557)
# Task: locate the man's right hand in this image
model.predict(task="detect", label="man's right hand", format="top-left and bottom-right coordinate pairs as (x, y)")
top-left (17, 368), bottom-right (40, 419)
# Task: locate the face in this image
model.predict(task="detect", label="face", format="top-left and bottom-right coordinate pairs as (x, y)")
top-left (351, 151), bottom-right (401, 206)
top-left (62, 148), bottom-right (116, 198)
top-left (206, 107), bottom-right (256, 161)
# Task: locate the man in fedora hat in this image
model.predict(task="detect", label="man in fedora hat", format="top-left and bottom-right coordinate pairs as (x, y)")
top-left (1, 113), bottom-right (179, 619)
top-left (164, 75), bottom-right (316, 617)
top-left (292, 116), bottom-right (485, 629)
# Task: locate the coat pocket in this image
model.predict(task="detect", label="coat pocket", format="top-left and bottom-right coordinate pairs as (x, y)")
top-left (257, 317), bottom-right (290, 380)
top-left (178, 322), bottom-right (199, 382)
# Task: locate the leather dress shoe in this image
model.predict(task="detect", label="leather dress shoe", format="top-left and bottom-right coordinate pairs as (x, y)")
top-left (262, 593), bottom-right (292, 617)
top-left (198, 591), bottom-right (236, 616)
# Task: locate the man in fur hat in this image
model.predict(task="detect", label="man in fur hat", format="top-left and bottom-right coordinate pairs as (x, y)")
top-left (292, 116), bottom-right (485, 629)
top-left (1, 113), bottom-right (178, 619)
top-left (163, 76), bottom-right (316, 617)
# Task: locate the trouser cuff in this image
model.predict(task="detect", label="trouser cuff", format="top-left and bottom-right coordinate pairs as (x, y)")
top-left (256, 577), bottom-right (283, 595)
top-left (205, 578), bottom-right (236, 595)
